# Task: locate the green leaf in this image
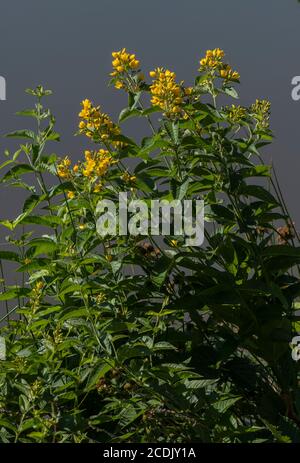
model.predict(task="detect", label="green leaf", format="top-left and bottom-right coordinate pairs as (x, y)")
top-left (0, 251), bottom-right (20, 262)
top-left (0, 220), bottom-right (14, 230)
top-left (22, 215), bottom-right (62, 227)
top-left (241, 185), bottom-right (279, 205)
top-left (5, 130), bottom-right (35, 140)
top-left (261, 419), bottom-right (292, 443)
top-left (46, 131), bottom-right (60, 141)
top-left (48, 181), bottom-right (73, 198)
top-left (2, 164), bottom-right (35, 182)
top-left (119, 107), bottom-right (142, 123)
top-left (150, 255), bottom-right (173, 287)
top-left (177, 178), bottom-right (190, 200)
top-left (23, 193), bottom-right (45, 213)
top-left (28, 269), bottom-right (50, 283)
top-left (222, 86), bottom-right (239, 99)
top-left (59, 308), bottom-right (88, 321)
top-left (118, 344), bottom-right (152, 362)
top-left (59, 284), bottom-right (85, 297)
top-left (0, 419), bottom-right (16, 433)
top-left (0, 159), bottom-right (15, 171)
top-left (27, 238), bottom-right (57, 256)
top-left (0, 193), bottom-right (47, 230)
top-left (213, 396), bottom-right (241, 413)
top-left (135, 173), bottom-right (155, 193)
top-left (0, 287), bottom-right (31, 301)
top-left (139, 135), bottom-right (170, 158)
top-left (142, 106), bottom-right (161, 116)
top-left (84, 362), bottom-right (113, 391)
top-left (15, 109), bottom-right (37, 118)
top-left (164, 121), bottom-right (179, 145)
top-left (262, 245), bottom-right (300, 257)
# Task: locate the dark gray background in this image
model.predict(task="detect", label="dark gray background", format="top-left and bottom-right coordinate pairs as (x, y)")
top-left (0, 0), bottom-right (299, 224)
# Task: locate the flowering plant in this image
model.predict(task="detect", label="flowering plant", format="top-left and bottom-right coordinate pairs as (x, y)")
top-left (0, 49), bottom-right (299, 443)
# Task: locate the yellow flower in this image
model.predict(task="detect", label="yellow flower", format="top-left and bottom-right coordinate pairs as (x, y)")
top-left (35, 281), bottom-right (44, 291)
top-left (220, 65), bottom-right (240, 81)
top-left (78, 99), bottom-right (123, 148)
top-left (73, 164), bottom-right (79, 173)
top-left (149, 67), bottom-right (184, 118)
top-left (67, 191), bottom-right (75, 199)
top-left (250, 99), bottom-right (271, 129)
top-left (185, 87), bottom-right (193, 95)
top-left (122, 172), bottom-right (136, 183)
top-left (78, 99), bottom-right (92, 118)
top-left (82, 149), bottom-right (114, 178)
top-left (82, 98), bottom-right (92, 108)
top-left (199, 49), bottom-right (225, 71)
top-left (93, 182), bottom-right (103, 193)
top-left (227, 104), bottom-right (247, 124)
top-left (115, 80), bottom-right (124, 90)
top-left (111, 48), bottom-right (140, 73)
top-left (57, 156), bottom-right (71, 178)
top-left (110, 48), bottom-right (141, 90)
top-left (199, 49), bottom-right (240, 83)
top-left (130, 59), bottom-right (139, 69)
top-left (200, 58), bottom-right (208, 67)
top-left (79, 224), bottom-right (86, 230)
top-left (207, 48), bottom-right (224, 59)
top-left (95, 292), bottom-right (105, 303)
top-left (30, 280), bottom-right (44, 311)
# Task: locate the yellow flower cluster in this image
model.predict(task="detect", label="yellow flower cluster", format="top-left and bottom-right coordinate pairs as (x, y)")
top-left (149, 68), bottom-right (184, 117)
top-left (227, 104), bottom-right (247, 123)
top-left (78, 99), bottom-right (122, 147)
top-left (93, 182), bottom-right (103, 193)
top-left (30, 281), bottom-right (44, 313)
top-left (57, 156), bottom-right (72, 178)
top-left (111, 48), bottom-right (140, 75)
top-left (199, 48), bottom-right (240, 81)
top-left (220, 65), bottom-right (240, 81)
top-left (67, 191), bottom-right (75, 199)
top-left (250, 99), bottom-right (271, 129)
top-left (122, 171), bottom-right (136, 183)
top-left (199, 48), bottom-right (225, 68)
top-left (110, 49), bottom-right (144, 91)
top-left (184, 87), bottom-right (193, 96)
top-left (83, 149), bottom-right (114, 178)
top-left (33, 281), bottom-right (44, 292)
top-left (57, 149), bottom-right (116, 192)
